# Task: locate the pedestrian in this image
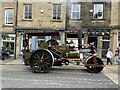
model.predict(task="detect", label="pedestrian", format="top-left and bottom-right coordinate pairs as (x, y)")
top-left (114, 47), bottom-right (120, 64)
top-left (5, 48), bottom-right (10, 59)
top-left (106, 48), bottom-right (113, 65)
top-left (1, 45), bottom-right (6, 60)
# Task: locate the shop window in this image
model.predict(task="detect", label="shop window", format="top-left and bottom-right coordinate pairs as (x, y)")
top-left (3, 42), bottom-right (14, 54)
top-left (102, 37), bottom-right (110, 40)
top-left (11, 37), bottom-right (14, 40)
top-left (7, 38), bottom-right (10, 41)
top-left (67, 33), bottom-right (84, 38)
top-left (2, 36), bottom-right (15, 54)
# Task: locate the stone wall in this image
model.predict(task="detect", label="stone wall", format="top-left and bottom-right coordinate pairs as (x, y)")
top-left (111, 1), bottom-right (119, 53)
top-left (1, 2), bottom-right (15, 33)
top-left (17, 2), bottom-right (66, 28)
top-left (67, 2), bottom-right (111, 30)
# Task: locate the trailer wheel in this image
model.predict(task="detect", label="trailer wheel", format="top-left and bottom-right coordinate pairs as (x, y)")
top-left (86, 57), bottom-right (104, 73)
top-left (30, 49), bottom-right (54, 73)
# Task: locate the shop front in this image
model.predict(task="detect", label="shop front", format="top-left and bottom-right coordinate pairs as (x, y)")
top-left (65, 28), bottom-right (110, 58)
top-left (2, 34), bottom-right (15, 56)
top-left (86, 28), bottom-right (110, 58)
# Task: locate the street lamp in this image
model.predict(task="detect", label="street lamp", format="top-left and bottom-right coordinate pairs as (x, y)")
top-left (90, 9), bottom-right (93, 13)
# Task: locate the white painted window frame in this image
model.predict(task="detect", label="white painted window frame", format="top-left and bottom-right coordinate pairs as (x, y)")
top-left (23, 4), bottom-right (32, 20)
top-left (71, 3), bottom-right (81, 19)
top-left (5, 8), bottom-right (14, 25)
top-left (52, 4), bottom-right (61, 20)
top-left (93, 4), bottom-right (103, 19)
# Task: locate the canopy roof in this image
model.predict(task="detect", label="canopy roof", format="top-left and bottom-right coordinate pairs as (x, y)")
top-left (15, 27), bottom-right (65, 36)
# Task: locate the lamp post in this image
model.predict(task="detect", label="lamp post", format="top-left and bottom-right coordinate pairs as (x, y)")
top-left (78, 30), bottom-right (82, 49)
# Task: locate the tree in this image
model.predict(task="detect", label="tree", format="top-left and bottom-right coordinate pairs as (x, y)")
top-left (0, 32), bottom-right (9, 39)
top-left (0, 33), bottom-right (9, 48)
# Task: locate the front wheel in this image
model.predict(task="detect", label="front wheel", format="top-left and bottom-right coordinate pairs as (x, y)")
top-left (30, 49), bottom-right (54, 73)
top-left (86, 57), bottom-right (104, 73)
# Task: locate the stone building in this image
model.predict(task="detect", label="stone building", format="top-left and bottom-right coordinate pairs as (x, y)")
top-left (0, 1), bottom-right (66, 58)
top-left (15, 0), bottom-right (66, 58)
top-left (66, 1), bottom-right (112, 58)
top-left (0, 0), bottom-right (120, 59)
top-left (0, 1), bottom-right (15, 56)
top-left (111, 1), bottom-right (120, 54)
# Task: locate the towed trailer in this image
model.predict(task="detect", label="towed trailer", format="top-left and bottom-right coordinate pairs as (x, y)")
top-left (16, 28), bottom-right (105, 73)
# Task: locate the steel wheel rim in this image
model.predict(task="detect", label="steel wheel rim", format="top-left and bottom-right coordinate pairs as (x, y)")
top-left (86, 57), bottom-right (104, 73)
top-left (30, 49), bottom-right (53, 73)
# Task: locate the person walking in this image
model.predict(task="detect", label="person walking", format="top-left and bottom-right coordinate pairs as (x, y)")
top-left (106, 48), bottom-right (113, 65)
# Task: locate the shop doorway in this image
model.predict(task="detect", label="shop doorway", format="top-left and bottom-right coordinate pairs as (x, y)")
top-left (88, 36), bottom-right (97, 48)
top-left (102, 37), bottom-right (110, 58)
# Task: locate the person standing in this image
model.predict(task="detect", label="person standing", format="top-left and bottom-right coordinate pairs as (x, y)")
top-left (89, 42), bottom-right (96, 54)
top-left (106, 48), bottom-right (113, 65)
top-left (114, 47), bottom-right (120, 64)
top-left (1, 45), bottom-right (6, 60)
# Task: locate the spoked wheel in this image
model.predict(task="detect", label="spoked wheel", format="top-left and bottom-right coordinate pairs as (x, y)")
top-left (86, 57), bottom-right (104, 73)
top-left (30, 49), bottom-right (54, 73)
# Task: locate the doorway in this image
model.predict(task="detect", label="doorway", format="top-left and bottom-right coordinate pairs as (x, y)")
top-left (88, 36), bottom-right (97, 48)
top-left (102, 36), bottom-right (110, 58)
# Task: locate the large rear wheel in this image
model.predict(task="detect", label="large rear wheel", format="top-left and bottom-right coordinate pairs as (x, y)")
top-left (86, 57), bottom-right (104, 73)
top-left (30, 49), bottom-right (54, 73)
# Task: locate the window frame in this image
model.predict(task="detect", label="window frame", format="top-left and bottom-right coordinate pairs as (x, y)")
top-left (93, 3), bottom-right (104, 19)
top-left (71, 3), bottom-right (81, 19)
top-left (5, 8), bottom-right (14, 25)
top-left (23, 4), bottom-right (32, 20)
top-left (52, 4), bottom-right (61, 20)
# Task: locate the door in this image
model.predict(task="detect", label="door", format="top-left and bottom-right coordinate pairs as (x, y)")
top-left (88, 36), bottom-right (97, 48)
top-left (102, 37), bottom-right (110, 58)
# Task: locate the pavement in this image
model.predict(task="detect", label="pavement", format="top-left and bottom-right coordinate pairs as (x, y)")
top-left (0, 58), bottom-right (120, 86)
top-left (0, 59), bottom-right (23, 65)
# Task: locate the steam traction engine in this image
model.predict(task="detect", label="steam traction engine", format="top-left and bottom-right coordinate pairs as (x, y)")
top-left (21, 30), bottom-right (105, 73)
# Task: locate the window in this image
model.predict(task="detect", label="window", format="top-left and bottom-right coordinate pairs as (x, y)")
top-left (52, 4), bottom-right (61, 20)
top-left (71, 4), bottom-right (81, 19)
top-left (23, 4), bottom-right (32, 20)
top-left (2, 34), bottom-right (15, 54)
top-left (5, 9), bottom-right (14, 25)
top-left (93, 4), bottom-right (103, 19)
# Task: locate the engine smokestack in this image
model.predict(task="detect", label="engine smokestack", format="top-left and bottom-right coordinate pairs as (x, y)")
top-left (78, 30), bottom-right (82, 49)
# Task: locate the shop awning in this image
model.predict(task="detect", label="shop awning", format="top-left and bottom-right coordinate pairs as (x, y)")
top-left (87, 28), bottom-right (110, 36)
top-left (15, 27), bottom-right (65, 36)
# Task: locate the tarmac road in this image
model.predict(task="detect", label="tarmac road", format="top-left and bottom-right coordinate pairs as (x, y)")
top-left (0, 61), bottom-right (119, 89)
